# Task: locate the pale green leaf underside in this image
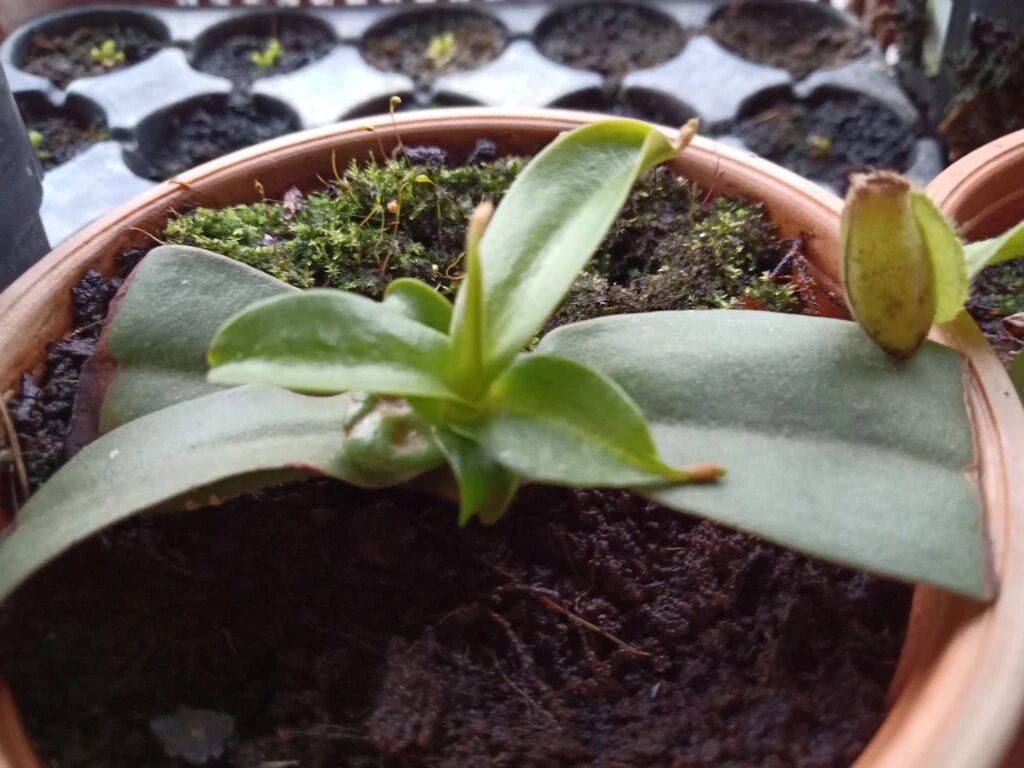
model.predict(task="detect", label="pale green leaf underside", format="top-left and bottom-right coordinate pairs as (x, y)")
top-left (964, 222), bottom-right (1024, 279)
top-left (434, 428), bottom-right (518, 525)
top-left (208, 289), bottom-right (461, 401)
top-left (909, 190), bottom-right (967, 324)
top-left (0, 386), bottom-right (411, 605)
top-left (383, 278), bottom-right (453, 334)
top-left (102, 245), bottom-right (296, 432)
top-left (465, 354), bottom-right (685, 486)
top-left (476, 119), bottom-right (677, 379)
top-left (537, 310), bottom-right (988, 598)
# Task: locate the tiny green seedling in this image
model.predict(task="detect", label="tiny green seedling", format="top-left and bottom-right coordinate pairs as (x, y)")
top-left (89, 38), bottom-right (126, 69)
top-left (27, 129), bottom-right (48, 161)
top-left (425, 32), bottom-right (456, 68)
top-left (250, 38), bottom-right (283, 69)
top-left (807, 134), bottom-right (831, 158)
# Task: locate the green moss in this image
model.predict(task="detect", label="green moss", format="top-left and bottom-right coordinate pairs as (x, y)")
top-left (165, 155), bottom-right (522, 293)
top-left (163, 152), bottom-right (800, 330)
top-left (973, 260), bottom-right (1024, 317)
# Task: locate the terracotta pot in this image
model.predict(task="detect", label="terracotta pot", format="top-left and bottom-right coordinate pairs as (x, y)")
top-left (926, 126), bottom-right (1024, 766)
top-left (927, 127), bottom-right (1024, 242)
top-left (1, 108), bottom-right (1023, 768)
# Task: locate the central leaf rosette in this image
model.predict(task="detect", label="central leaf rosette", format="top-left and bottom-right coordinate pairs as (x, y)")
top-left (207, 119), bottom-right (720, 524)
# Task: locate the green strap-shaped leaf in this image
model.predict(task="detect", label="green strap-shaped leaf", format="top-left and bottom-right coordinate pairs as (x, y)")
top-left (105, 251), bottom-right (455, 433)
top-left (461, 354), bottom-right (706, 487)
top-left (964, 222), bottom-right (1024, 279)
top-left (448, 202), bottom-right (491, 397)
top-left (0, 386), bottom-right (442, 604)
top-left (537, 310), bottom-right (989, 599)
top-left (102, 245), bottom-right (296, 432)
top-left (434, 428), bottom-right (518, 525)
top-left (383, 278), bottom-right (453, 333)
top-left (208, 289), bottom-right (463, 401)
top-left (909, 190), bottom-right (967, 324)
top-left (473, 119), bottom-right (678, 381)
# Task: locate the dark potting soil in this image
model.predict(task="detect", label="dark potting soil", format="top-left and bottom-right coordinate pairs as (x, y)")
top-left (941, 16), bottom-right (1024, 162)
top-left (141, 96), bottom-right (299, 181)
top-left (726, 95), bottom-right (916, 194)
top-left (361, 10), bottom-right (506, 86)
top-left (15, 96), bottom-right (109, 173)
top-left (0, 482), bottom-right (911, 768)
top-left (967, 259), bottom-right (1024, 367)
top-left (19, 22), bottom-right (165, 90)
top-left (535, 1), bottom-right (687, 77)
top-left (706, 1), bottom-right (867, 80)
top-left (551, 88), bottom-right (695, 128)
top-left (192, 14), bottom-right (336, 87)
top-left (6, 249), bottom-right (144, 493)
top-left (1, 150), bottom-right (910, 768)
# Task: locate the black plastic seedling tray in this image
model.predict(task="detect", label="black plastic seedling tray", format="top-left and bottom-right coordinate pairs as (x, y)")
top-left (1, 0), bottom-right (940, 245)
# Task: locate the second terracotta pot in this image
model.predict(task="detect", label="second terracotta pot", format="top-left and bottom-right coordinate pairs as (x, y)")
top-left (926, 126), bottom-right (1024, 767)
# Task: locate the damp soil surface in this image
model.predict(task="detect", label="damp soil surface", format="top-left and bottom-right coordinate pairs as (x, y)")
top-left (725, 95), bottom-right (915, 194)
top-left (941, 16), bottom-right (1024, 162)
top-left (5, 249), bottom-right (144, 494)
top-left (193, 14), bottom-right (336, 87)
top-left (1, 151), bottom-right (909, 768)
top-left (551, 88), bottom-right (695, 127)
top-left (1, 479), bottom-right (911, 768)
top-left (707, 1), bottom-right (866, 80)
top-left (967, 259), bottom-right (1024, 367)
top-left (361, 10), bottom-right (506, 86)
top-left (140, 96), bottom-right (299, 181)
top-left (16, 97), bottom-right (109, 173)
top-left (536, 1), bottom-right (687, 76)
top-left (19, 21), bottom-right (165, 89)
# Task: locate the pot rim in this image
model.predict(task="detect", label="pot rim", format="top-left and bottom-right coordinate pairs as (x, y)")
top-left (1, 107), bottom-right (1023, 768)
top-left (927, 127), bottom-right (1024, 240)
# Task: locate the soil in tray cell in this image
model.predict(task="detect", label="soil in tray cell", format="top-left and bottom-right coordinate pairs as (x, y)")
top-left (193, 12), bottom-right (336, 87)
top-left (139, 95), bottom-right (299, 181)
top-left (19, 15), bottom-right (166, 89)
top-left (362, 9), bottom-right (507, 86)
top-left (551, 88), bottom-right (696, 129)
top-left (536, 1), bottom-right (687, 76)
top-left (707, 1), bottom-right (867, 80)
top-left (16, 94), bottom-right (109, 173)
top-left (725, 93), bottom-right (915, 194)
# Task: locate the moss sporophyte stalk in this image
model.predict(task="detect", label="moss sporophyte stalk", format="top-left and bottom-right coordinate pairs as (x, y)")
top-left (0, 120), bottom-right (1001, 604)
